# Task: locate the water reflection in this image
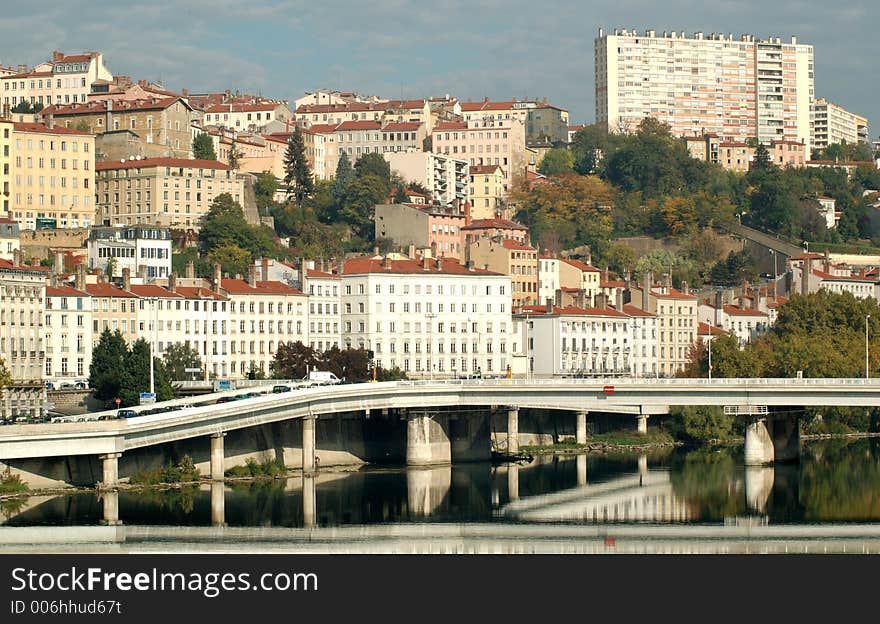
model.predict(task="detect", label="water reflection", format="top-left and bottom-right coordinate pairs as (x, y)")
top-left (3, 439), bottom-right (880, 528)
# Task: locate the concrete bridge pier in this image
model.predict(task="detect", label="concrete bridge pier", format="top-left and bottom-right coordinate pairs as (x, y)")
top-left (210, 432), bottom-right (226, 480)
top-left (636, 415), bottom-right (648, 435)
top-left (577, 454), bottom-right (587, 487)
top-left (576, 410), bottom-right (588, 445)
top-left (744, 465), bottom-right (774, 514)
top-left (507, 407), bottom-right (519, 454)
top-left (211, 481), bottom-right (226, 527)
top-left (303, 416), bottom-right (316, 473)
top-left (100, 490), bottom-right (120, 526)
top-left (507, 463), bottom-right (519, 501)
top-left (406, 410), bottom-right (451, 465)
top-left (99, 453), bottom-right (121, 489)
top-left (407, 465), bottom-right (452, 516)
top-left (302, 473), bottom-right (316, 528)
top-left (744, 417), bottom-right (774, 465)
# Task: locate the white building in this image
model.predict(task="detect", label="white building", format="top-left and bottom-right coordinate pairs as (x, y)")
top-left (44, 285), bottom-right (92, 382)
top-left (698, 301), bottom-right (770, 346)
top-left (595, 28), bottom-right (814, 152)
top-left (384, 151), bottom-right (469, 207)
top-left (0, 218), bottom-right (20, 261)
top-left (303, 267), bottom-right (341, 353)
top-left (624, 304), bottom-right (659, 377)
top-left (340, 255), bottom-right (512, 378)
top-left (88, 225), bottom-right (172, 279)
top-left (811, 98), bottom-right (870, 150)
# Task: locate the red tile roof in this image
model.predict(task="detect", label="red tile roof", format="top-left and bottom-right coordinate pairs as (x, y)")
top-left (623, 304), bottom-right (655, 317)
top-left (722, 304), bottom-right (767, 317)
top-left (335, 120), bottom-right (382, 131)
top-left (561, 258), bottom-right (600, 272)
top-left (517, 304), bottom-right (629, 318)
top-left (382, 122), bottom-right (422, 132)
top-left (85, 283), bottom-right (136, 298)
top-left (461, 218), bottom-right (527, 231)
top-left (601, 280), bottom-right (626, 288)
top-left (42, 96), bottom-right (185, 116)
top-left (53, 54), bottom-right (92, 63)
top-left (788, 252), bottom-right (825, 261)
top-left (460, 100), bottom-right (517, 112)
top-left (128, 284), bottom-right (182, 298)
top-left (434, 121), bottom-right (468, 131)
top-left (12, 122), bottom-right (91, 136)
top-left (220, 278), bottom-right (303, 295)
top-left (96, 158), bottom-right (231, 172)
top-left (698, 322), bottom-right (728, 336)
top-left (500, 239), bottom-right (536, 251)
top-left (470, 164), bottom-right (502, 174)
top-left (813, 269), bottom-right (876, 282)
top-left (306, 269), bottom-right (339, 279)
top-left (343, 256), bottom-right (501, 276)
top-left (651, 288), bottom-right (696, 300)
top-left (204, 103), bottom-right (281, 113)
top-left (46, 286), bottom-right (89, 297)
top-left (173, 286), bottom-right (227, 300)
top-left (0, 258), bottom-right (49, 272)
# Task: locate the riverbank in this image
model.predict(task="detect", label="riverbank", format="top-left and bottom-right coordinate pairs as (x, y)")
top-left (520, 430), bottom-right (680, 456)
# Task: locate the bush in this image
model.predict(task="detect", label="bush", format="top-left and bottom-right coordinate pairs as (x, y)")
top-left (129, 455), bottom-right (200, 485)
top-left (0, 466), bottom-right (28, 494)
top-left (224, 457), bottom-right (286, 479)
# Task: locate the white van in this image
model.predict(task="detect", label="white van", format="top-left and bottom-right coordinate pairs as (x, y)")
top-left (308, 371), bottom-right (341, 385)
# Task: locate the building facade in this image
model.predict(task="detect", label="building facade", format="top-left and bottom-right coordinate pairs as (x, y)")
top-left (87, 225), bottom-right (172, 279)
top-left (596, 29), bottom-right (814, 153)
top-left (384, 151), bottom-right (468, 207)
top-left (467, 237), bottom-right (537, 309)
top-left (432, 118), bottom-right (527, 192)
top-left (811, 98), bottom-right (870, 151)
top-left (1, 51), bottom-right (114, 111)
top-left (374, 203), bottom-right (467, 259)
top-left (44, 285), bottom-right (92, 382)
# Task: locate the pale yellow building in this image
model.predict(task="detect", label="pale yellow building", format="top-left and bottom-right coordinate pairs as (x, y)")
top-left (9, 122), bottom-right (95, 229)
top-left (468, 237), bottom-right (537, 309)
top-left (95, 157), bottom-right (241, 229)
top-left (468, 164), bottom-right (505, 220)
top-left (1, 118), bottom-right (10, 215)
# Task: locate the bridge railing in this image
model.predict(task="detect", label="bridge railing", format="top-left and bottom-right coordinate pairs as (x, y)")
top-left (397, 377), bottom-right (880, 387)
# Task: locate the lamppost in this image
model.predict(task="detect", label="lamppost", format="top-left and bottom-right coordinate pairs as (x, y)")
top-left (866, 314), bottom-right (871, 379)
top-left (523, 310), bottom-right (532, 380)
top-left (148, 297), bottom-right (158, 395)
top-left (769, 249), bottom-right (777, 279)
top-left (425, 312), bottom-right (436, 381)
top-left (708, 336), bottom-right (712, 382)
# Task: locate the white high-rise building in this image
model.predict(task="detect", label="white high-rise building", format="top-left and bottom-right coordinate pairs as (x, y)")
top-left (810, 98), bottom-right (870, 151)
top-left (595, 28), bottom-right (814, 153)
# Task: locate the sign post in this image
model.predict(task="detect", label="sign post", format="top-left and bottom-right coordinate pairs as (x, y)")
top-left (185, 367), bottom-right (201, 381)
top-left (139, 392), bottom-right (156, 405)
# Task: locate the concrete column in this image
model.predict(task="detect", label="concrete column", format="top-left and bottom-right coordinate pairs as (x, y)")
top-left (302, 473), bottom-right (316, 528)
top-left (211, 481), bottom-right (226, 527)
top-left (744, 465), bottom-right (774, 514)
top-left (770, 415), bottom-right (800, 463)
top-left (507, 407), bottom-right (519, 454)
top-left (576, 454), bottom-right (587, 487)
top-left (302, 416), bottom-right (316, 473)
top-left (638, 454), bottom-right (648, 480)
top-left (210, 432), bottom-right (226, 481)
top-left (406, 411), bottom-right (451, 465)
top-left (744, 417), bottom-right (774, 465)
top-left (100, 490), bottom-right (120, 526)
top-left (407, 466), bottom-right (452, 516)
top-left (576, 410), bottom-right (588, 445)
top-left (507, 463), bottom-right (519, 501)
top-left (99, 452), bottom-right (121, 489)
top-left (636, 415), bottom-right (648, 435)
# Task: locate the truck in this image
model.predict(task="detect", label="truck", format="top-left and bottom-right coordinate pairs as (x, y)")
top-left (306, 371), bottom-right (342, 385)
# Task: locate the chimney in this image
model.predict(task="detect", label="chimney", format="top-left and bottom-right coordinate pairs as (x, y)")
top-left (46, 113), bottom-right (54, 129)
top-left (75, 263), bottom-right (86, 291)
top-left (641, 271), bottom-right (653, 311)
top-left (247, 264), bottom-right (257, 288)
top-left (664, 273), bottom-right (672, 292)
top-left (466, 259), bottom-right (475, 271)
top-left (122, 267), bottom-right (131, 291)
top-left (50, 273), bottom-right (59, 288)
top-left (421, 255), bottom-right (430, 270)
top-left (53, 51), bottom-right (63, 61)
top-left (382, 255), bottom-right (392, 270)
top-left (407, 243), bottom-right (416, 259)
top-left (575, 290), bottom-right (585, 308)
top-left (106, 99), bottom-right (113, 131)
top-left (435, 256), bottom-right (442, 270)
top-left (212, 262), bottom-right (222, 291)
top-left (168, 272), bottom-right (177, 293)
top-left (615, 289), bottom-right (624, 311)
top-left (138, 265), bottom-right (148, 281)
top-left (54, 251), bottom-right (64, 275)
top-left (824, 248), bottom-right (830, 273)
top-left (715, 291), bottom-right (723, 326)
top-left (13, 248), bottom-right (22, 267)
top-left (596, 293), bottom-right (607, 309)
top-left (554, 289), bottom-right (563, 308)
top-left (185, 260), bottom-right (195, 279)
top-left (545, 297), bottom-right (553, 313)
top-left (262, 257), bottom-right (270, 281)
top-left (681, 280), bottom-right (688, 295)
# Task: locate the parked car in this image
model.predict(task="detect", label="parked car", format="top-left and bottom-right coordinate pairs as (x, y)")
top-left (272, 384), bottom-right (293, 393)
top-left (307, 371), bottom-right (342, 385)
top-left (117, 409), bottom-right (139, 419)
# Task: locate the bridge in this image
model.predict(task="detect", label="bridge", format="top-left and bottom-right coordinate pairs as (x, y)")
top-left (1, 378), bottom-right (879, 487)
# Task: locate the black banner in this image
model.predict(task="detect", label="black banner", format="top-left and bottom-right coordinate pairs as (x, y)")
top-left (0, 554), bottom-right (872, 621)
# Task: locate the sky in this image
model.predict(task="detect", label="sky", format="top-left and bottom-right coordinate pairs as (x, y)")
top-left (1, 0), bottom-right (877, 137)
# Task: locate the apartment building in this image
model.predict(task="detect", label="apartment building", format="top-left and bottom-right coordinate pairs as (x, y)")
top-left (0, 218), bottom-right (19, 261)
top-left (459, 98), bottom-right (570, 145)
top-left (9, 122), bottom-right (95, 229)
top-left (468, 237), bottom-right (537, 309)
top-left (374, 203), bottom-right (467, 259)
top-left (384, 151), bottom-right (468, 207)
top-left (44, 285), bottom-right (92, 381)
top-left (811, 98), bottom-right (870, 151)
top-left (1, 118), bottom-right (10, 215)
top-left (595, 28), bottom-right (814, 152)
top-left (87, 225), bottom-right (172, 279)
top-left (468, 164), bottom-right (505, 219)
top-left (201, 102), bottom-right (292, 132)
top-left (94, 157), bottom-right (241, 229)
top-left (302, 267), bottom-right (341, 353)
top-left (0, 259), bottom-right (48, 421)
top-left (432, 117), bottom-right (526, 192)
top-left (1, 51), bottom-right (113, 111)
top-left (85, 280), bottom-right (138, 344)
top-left (340, 255), bottom-right (512, 378)
top-left (629, 276), bottom-right (698, 376)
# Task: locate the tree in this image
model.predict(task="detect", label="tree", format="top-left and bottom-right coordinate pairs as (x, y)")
top-left (393, 186), bottom-right (409, 203)
top-left (320, 346), bottom-right (371, 382)
top-left (192, 132), bottom-right (217, 160)
top-left (89, 329), bottom-right (131, 403)
top-left (207, 243), bottom-right (251, 277)
top-left (11, 101), bottom-right (42, 114)
top-left (0, 358), bottom-right (11, 404)
top-left (332, 152), bottom-right (354, 208)
top-left (271, 341), bottom-right (319, 379)
top-left (283, 126), bottom-right (314, 203)
top-left (124, 339), bottom-right (174, 405)
top-left (198, 193), bottom-right (278, 261)
top-left (253, 171), bottom-right (278, 216)
top-left (537, 148), bottom-right (574, 177)
top-left (353, 152), bottom-right (391, 183)
top-left (340, 174), bottom-right (388, 241)
top-left (227, 138), bottom-right (241, 170)
top-left (162, 343), bottom-right (204, 381)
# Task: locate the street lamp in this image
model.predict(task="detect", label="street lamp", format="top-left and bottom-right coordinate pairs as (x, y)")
top-left (708, 336), bottom-right (712, 382)
top-left (769, 249), bottom-right (777, 279)
top-left (866, 314), bottom-right (871, 380)
top-left (148, 297), bottom-right (158, 395)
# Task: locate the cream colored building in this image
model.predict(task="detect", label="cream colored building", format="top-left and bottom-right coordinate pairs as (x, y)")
top-left (202, 102), bottom-right (292, 132)
top-left (1, 51), bottom-right (114, 111)
top-left (630, 278), bottom-right (698, 377)
top-left (468, 164), bottom-right (505, 219)
top-left (1, 118), bottom-right (10, 215)
top-left (44, 285), bottom-right (92, 382)
top-left (0, 259), bottom-right (47, 421)
top-left (9, 122), bottom-right (95, 229)
top-left (95, 157), bottom-right (241, 229)
top-left (811, 98), bottom-right (870, 151)
top-left (432, 118), bottom-right (527, 193)
top-left (85, 280), bottom-right (138, 345)
top-left (0, 218), bottom-right (19, 261)
top-left (468, 237), bottom-right (537, 308)
top-left (596, 29), bottom-right (814, 153)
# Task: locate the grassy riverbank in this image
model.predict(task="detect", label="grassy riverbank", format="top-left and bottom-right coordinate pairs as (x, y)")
top-left (521, 429), bottom-right (677, 455)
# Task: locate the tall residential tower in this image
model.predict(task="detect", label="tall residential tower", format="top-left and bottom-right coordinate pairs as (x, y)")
top-left (595, 28), bottom-right (814, 152)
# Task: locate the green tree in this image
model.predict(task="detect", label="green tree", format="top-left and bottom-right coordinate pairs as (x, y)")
top-left (668, 406), bottom-right (736, 443)
top-left (271, 341), bottom-right (319, 379)
top-left (537, 148), bottom-right (574, 176)
top-left (227, 138), bottom-right (241, 170)
top-left (353, 152), bottom-right (391, 183)
top-left (207, 243), bottom-right (252, 277)
top-left (393, 186), bottom-right (409, 203)
top-left (569, 124), bottom-right (609, 175)
top-left (0, 358), bottom-right (11, 405)
top-left (320, 346), bottom-right (371, 382)
top-left (332, 152), bottom-right (354, 210)
top-left (192, 132), bottom-right (217, 160)
top-left (162, 342), bottom-right (205, 381)
top-left (253, 171), bottom-right (278, 216)
top-left (89, 329), bottom-right (131, 403)
top-left (341, 174), bottom-right (388, 241)
top-left (198, 194), bottom-right (278, 261)
top-left (122, 339), bottom-right (173, 406)
top-left (283, 126), bottom-right (314, 204)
